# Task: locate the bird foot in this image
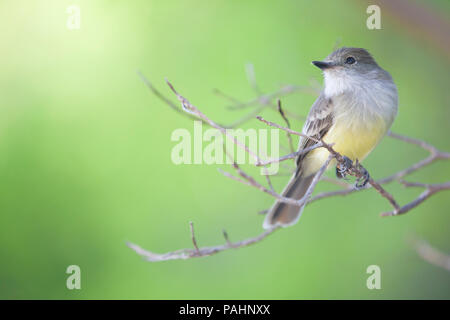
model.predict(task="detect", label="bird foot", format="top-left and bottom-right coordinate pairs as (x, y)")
top-left (336, 156), bottom-right (353, 179)
top-left (354, 161), bottom-right (370, 189)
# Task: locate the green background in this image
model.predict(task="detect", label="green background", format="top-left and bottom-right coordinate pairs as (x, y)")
top-left (1, 0), bottom-right (449, 299)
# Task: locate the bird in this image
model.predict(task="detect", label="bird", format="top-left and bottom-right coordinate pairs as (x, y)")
top-left (263, 47), bottom-right (398, 229)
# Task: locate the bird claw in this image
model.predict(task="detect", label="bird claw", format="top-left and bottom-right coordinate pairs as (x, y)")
top-left (336, 156), bottom-right (353, 179)
top-left (336, 156), bottom-right (370, 189)
top-left (354, 166), bottom-right (370, 189)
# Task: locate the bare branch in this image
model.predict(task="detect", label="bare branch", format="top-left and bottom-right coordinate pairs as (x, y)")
top-left (381, 181), bottom-right (450, 216)
top-left (245, 63), bottom-right (261, 95)
top-left (213, 64), bottom-right (311, 126)
top-left (128, 156), bottom-right (332, 261)
top-left (165, 79), bottom-right (262, 164)
top-left (320, 176), bottom-right (351, 188)
top-left (189, 221), bottom-right (200, 254)
top-left (127, 226), bottom-right (280, 261)
top-left (212, 88), bottom-right (241, 105)
top-left (368, 178), bottom-right (400, 211)
top-left (225, 104), bottom-right (268, 128)
top-left (256, 116), bottom-right (320, 142)
top-left (277, 99), bottom-right (295, 155)
top-left (222, 84), bottom-right (314, 111)
top-left (408, 234), bottom-right (450, 272)
top-left (264, 172), bottom-right (275, 193)
top-left (377, 131), bottom-right (450, 184)
top-left (256, 142), bottom-right (324, 167)
top-left (222, 229), bottom-right (232, 246)
top-left (130, 73), bottom-right (450, 262)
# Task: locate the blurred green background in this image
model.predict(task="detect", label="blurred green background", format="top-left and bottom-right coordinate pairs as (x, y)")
top-left (0, 0), bottom-right (449, 299)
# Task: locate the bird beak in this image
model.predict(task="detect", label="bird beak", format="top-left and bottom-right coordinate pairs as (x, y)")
top-left (312, 61), bottom-right (333, 70)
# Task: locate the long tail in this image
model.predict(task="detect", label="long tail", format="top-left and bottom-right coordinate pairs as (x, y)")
top-left (263, 172), bottom-right (315, 229)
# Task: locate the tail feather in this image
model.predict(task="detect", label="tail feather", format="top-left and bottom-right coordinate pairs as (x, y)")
top-left (263, 172), bottom-right (315, 229)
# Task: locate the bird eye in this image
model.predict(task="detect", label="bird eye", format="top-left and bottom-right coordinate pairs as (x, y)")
top-left (345, 56), bottom-right (356, 65)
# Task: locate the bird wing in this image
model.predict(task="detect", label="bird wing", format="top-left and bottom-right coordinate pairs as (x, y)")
top-left (295, 93), bottom-right (334, 176)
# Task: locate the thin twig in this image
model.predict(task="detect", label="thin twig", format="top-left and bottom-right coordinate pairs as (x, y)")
top-left (256, 116), bottom-right (320, 142)
top-left (381, 181), bottom-right (450, 216)
top-left (256, 142), bottom-right (324, 167)
top-left (223, 84), bottom-right (313, 111)
top-left (138, 71), bottom-right (203, 122)
top-left (320, 176), bottom-right (351, 188)
top-left (165, 79), bottom-right (262, 164)
top-left (189, 221), bottom-right (200, 253)
top-left (408, 234), bottom-right (450, 272)
top-left (127, 227), bottom-right (280, 261)
top-left (222, 229), bottom-right (232, 246)
top-left (245, 63), bottom-right (262, 95)
top-left (277, 99), bottom-right (295, 154)
top-left (368, 178), bottom-right (400, 210)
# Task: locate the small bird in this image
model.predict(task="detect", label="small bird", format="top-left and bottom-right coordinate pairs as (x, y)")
top-left (263, 47), bottom-right (398, 229)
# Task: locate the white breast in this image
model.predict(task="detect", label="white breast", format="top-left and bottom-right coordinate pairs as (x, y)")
top-left (324, 70), bottom-right (398, 128)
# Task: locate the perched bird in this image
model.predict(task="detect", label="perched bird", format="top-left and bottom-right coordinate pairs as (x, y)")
top-left (263, 47), bottom-right (398, 229)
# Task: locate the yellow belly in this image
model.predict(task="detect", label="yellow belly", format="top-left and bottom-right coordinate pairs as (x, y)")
top-left (302, 117), bottom-right (387, 176)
